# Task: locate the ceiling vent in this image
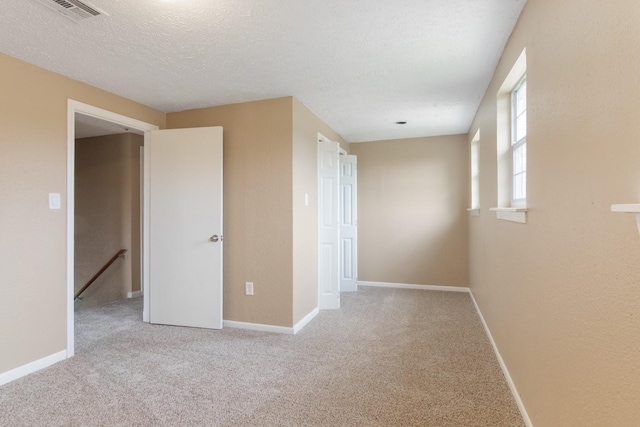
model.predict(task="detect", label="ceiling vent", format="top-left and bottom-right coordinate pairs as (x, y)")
top-left (32, 0), bottom-right (107, 22)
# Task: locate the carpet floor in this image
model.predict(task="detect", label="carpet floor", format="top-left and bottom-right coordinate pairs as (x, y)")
top-left (0, 287), bottom-right (525, 426)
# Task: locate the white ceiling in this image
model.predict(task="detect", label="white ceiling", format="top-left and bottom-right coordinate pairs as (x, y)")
top-left (0, 0), bottom-right (526, 143)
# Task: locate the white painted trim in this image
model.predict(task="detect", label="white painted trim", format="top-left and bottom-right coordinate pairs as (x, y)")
top-left (467, 208), bottom-right (480, 217)
top-left (66, 101), bottom-right (76, 358)
top-left (358, 281), bottom-right (470, 293)
top-left (142, 136), bottom-right (150, 323)
top-left (127, 290), bottom-right (143, 298)
top-left (139, 146), bottom-right (144, 306)
top-left (490, 207), bottom-right (527, 223)
top-left (0, 350), bottom-right (66, 387)
top-left (67, 100), bottom-right (159, 358)
top-left (293, 307), bottom-right (319, 334)
top-left (611, 203), bottom-right (640, 213)
top-left (223, 320), bottom-right (294, 335)
top-left (223, 307), bottom-right (319, 336)
top-left (490, 207), bottom-right (528, 212)
top-left (469, 291), bottom-right (533, 427)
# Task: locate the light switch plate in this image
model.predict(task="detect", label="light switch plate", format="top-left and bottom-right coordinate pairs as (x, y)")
top-left (49, 193), bottom-right (61, 210)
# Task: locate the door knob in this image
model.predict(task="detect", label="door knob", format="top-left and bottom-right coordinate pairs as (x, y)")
top-left (209, 234), bottom-right (222, 242)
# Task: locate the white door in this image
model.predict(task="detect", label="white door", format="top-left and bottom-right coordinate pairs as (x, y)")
top-left (318, 139), bottom-right (340, 309)
top-left (147, 127), bottom-right (223, 329)
top-left (340, 155), bottom-right (358, 292)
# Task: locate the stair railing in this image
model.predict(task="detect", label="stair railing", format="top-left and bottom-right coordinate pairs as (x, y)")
top-left (74, 249), bottom-right (127, 301)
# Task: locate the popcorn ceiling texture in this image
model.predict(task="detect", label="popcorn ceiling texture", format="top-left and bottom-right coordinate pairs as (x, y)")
top-left (0, 288), bottom-right (525, 426)
top-left (0, 0), bottom-right (526, 142)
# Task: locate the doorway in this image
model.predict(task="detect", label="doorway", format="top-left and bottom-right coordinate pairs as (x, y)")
top-left (66, 100), bottom-right (158, 358)
top-left (74, 115), bottom-right (144, 309)
top-left (317, 134), bottom-right (358, 310)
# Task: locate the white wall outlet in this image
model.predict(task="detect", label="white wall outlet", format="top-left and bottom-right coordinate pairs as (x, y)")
top-left (245, 282), bottom-right (254, 296)
top-left (48, 193), bottom-right (61, 210)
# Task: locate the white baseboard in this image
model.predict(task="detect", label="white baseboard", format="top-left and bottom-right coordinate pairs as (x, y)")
top-left (0, 350), bottom-right (67, 387)
top-left (469, 291), bottom-right (533, 427)
top-left (358, 281), bottom-right (470, 293)
top-left (223, 307), bottom-right (320, 335)
top-left (293, 307), bottom-right (319, 334)
top-left (127, 290), bottom-right (143, 298)
top-left (223, 320), bottom-right (294, 335)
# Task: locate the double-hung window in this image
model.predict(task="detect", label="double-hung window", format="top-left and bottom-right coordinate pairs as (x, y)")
top-left (470, 130), bottom-right (480, 210)
top-left (511, 76), bottom-right (527, 206)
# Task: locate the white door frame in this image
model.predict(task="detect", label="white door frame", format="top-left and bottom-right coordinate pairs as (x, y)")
top-left (66, 100), bottom-right (158, 358)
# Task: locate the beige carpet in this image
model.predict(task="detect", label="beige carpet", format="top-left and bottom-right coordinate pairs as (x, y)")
top-left (0, 287), bottom-right (524, 426)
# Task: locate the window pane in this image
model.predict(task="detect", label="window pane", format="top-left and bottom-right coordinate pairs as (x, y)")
top-left (513, 144), bottom-right (526, 174)
top-left (516, 81), bottom-right (527, 115)
top-left (513, 172), bottom-right (526, 201)
top-left (516, 113), bottom-right (527, 141)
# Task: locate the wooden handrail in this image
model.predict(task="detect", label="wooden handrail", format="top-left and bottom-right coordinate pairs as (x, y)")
top-left (75, 249), bottom-right (127, 301)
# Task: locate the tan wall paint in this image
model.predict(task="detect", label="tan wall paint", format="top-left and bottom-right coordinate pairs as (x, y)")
top-left (129, 138), bottom-right (142, 295)
top-left (291, 98), bottom-right (348, 323)
top-left (0, 53), bottom-right (164, 375)
top-left (469, 1), bottom-right (640, 425)
top-left (75, 133), bottom-right (143, 308)
top-left (167, 98), bottom-right (295, 327)
top-left (350, 136), bottom-right (469, 287)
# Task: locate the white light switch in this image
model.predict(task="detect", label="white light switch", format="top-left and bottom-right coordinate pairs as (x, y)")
top-left (49, 193), bottom-right (61, 210)
top-left (304, 194), bottom-right (309, 206)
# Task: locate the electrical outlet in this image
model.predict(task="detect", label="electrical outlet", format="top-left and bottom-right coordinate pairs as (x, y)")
top-left (245, 282), bottom-right (254, 296)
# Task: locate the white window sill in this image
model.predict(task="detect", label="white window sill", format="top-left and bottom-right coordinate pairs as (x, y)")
top-left (490, 207), bottom-right (528, 223)
top-left (611, 204), bottom-right (640, 235)
top-left (467, 208), bottom-right (480, 217)
top-left (611, 204), bottom-right (640, 213)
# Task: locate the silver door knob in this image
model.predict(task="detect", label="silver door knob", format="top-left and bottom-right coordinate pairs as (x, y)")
top-left (209, 234), bottom-right (221, 242)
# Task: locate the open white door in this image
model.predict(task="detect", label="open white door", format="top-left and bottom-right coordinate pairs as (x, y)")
top-left (147, 127), bottom-right (223, 329)
top-left (340, 155), bottom-right (358, 292)
top-left (318, 138), bottom-right (340, 309)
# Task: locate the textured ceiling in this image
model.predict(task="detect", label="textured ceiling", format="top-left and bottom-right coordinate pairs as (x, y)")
top-left (0, 0), bottom-right (526, 142)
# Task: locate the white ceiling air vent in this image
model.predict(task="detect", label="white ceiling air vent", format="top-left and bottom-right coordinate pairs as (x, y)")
top-left (32, 0), bottom-right (108, 22)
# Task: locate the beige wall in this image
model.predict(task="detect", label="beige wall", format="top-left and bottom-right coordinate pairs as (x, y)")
top-left (75, 133), bottom-right (143, 308)
top-left (469, 1), bottom-right (640, 425)
top-left (0, 53), bottom-right (164, 375)
top-left (167, 98), bottom-right (295, 327)
top-left (168, 97), bottom-right (347, 327)
top-left (291, 98), bottom-right (348, 323)
top-left (351, 136), bottom-right (469, 287)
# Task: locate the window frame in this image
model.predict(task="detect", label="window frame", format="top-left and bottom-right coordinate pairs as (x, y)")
top-left (470, 130), bottom-right (480, 210)
top-left (511, 75), bottom-right (527, 207)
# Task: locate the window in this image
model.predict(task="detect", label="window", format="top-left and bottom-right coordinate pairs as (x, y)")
top-left (470, 130), bottom-right (480, 210)
top-left (492, 48), bottom-right (526, 223)
top-left (511, 77), bottom-right (527, 206)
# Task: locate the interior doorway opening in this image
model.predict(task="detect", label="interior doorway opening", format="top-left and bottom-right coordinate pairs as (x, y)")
top-left (317, 134), bottom-right (358, 310)
top-left (74, 116), bottom-right (144, 309)
top-left (66, 100), bottom-right (158, 358)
